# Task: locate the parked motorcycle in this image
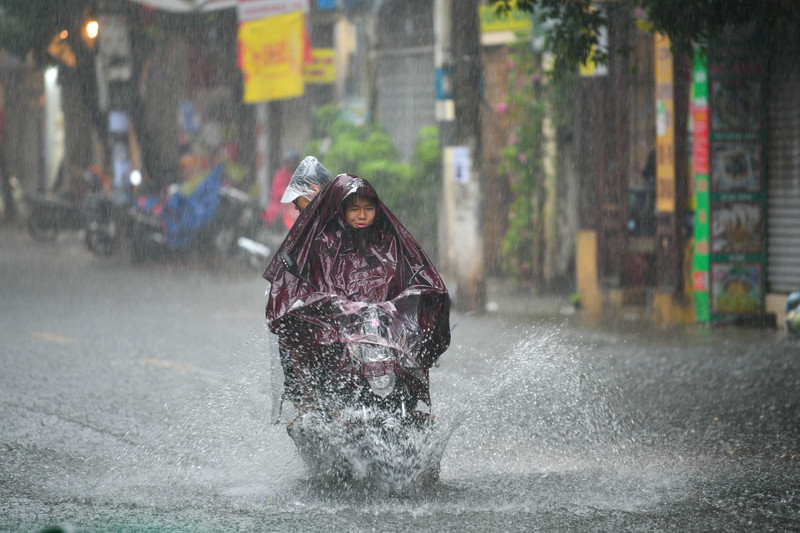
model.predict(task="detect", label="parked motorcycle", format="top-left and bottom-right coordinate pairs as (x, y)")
top-left (215, 185), bottom-right (287, 272)
top-left (786, 291), bottom-right (800, 336)
top-left (127, 164), bottom-right (253, 263)
top-left (278, 252), bottom-right (443, 487)
top-left (25, 167), bottom-right (115, 253)
top-left (235, 202), bottom-right (297, 273)
top-left (25, 168), bottom-right (110, 242)
top-left (24, 191), bottom-right (87, 241)
top-left (83, 192), bottom-right (117, 256)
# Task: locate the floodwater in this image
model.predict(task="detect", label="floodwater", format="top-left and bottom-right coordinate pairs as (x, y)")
top-left (1, 230), bottom-right (799, 532)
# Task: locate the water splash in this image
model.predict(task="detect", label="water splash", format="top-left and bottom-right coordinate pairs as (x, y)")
top-left (433, 321), bottom-right (645, 476)
top-left (287, 409), bottom-right (447, 495)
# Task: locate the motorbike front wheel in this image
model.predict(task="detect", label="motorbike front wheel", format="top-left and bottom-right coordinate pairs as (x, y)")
top-left (85, 224), bottom-right (115, 256)
top-left (27, 208), bottom-right (59, 241)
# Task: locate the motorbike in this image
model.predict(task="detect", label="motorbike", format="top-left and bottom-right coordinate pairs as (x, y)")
top-left (126, 164), bottom-right (254, 263)
top-left (25, 168), bottom-right (110, 243)
top-left (25, 191), bottom-right (87, 241)
top-left (83, 192), bottom-right (117, 256)
top-left (228, 190), bottom-right (284, 272)
top-left (236, 202), bottom-right (300, 273)
top-left (277, 252), bottom-right (443, 488)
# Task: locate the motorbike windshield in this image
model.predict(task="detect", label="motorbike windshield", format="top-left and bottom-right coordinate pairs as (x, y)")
top-left (263, 174), bottom-right (451, 377)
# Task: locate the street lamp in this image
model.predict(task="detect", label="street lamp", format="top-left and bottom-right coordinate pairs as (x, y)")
top-left (86, 20), bottom-right (99, 39)
top-left (84, 19), bottom-right (99, 48)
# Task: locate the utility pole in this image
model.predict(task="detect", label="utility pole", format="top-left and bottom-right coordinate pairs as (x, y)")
top-left (436, 0), bottom-right (486, 312)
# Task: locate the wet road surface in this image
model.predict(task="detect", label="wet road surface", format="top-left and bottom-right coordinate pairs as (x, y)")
top-left (1, 229), bottom-right (798, 532)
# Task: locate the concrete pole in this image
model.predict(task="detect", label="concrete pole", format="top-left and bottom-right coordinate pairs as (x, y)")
top-left (255, 102), bottom-right (269, 208)
top-left (436, 0), bottom-right (486, 312)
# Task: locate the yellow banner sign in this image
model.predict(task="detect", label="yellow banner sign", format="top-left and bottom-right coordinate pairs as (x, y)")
top-left (655, 33), bottom-right (675, 213)
top-left (238, 11), bottom-right (305, 102)
top-left (303, 48), bottom-right (335, 84)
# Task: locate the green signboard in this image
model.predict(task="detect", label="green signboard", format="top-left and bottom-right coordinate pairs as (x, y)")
top-left (693, 31), bottom-right (767, 323)
top-left (692, 51), bottom-right (711, 321)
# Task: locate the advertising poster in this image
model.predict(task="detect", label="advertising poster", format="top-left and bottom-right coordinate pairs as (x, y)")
top-left (710, 142), bottom-right (761, 193)
top-left (303, 48), bottom-right (335, 84)
top-left (691, 51), bottom-right (710, 321)
top-left (238, 11), bottom-right (306, 102)
top-left (701, 27), bottom-right (766, 322)
top-left (711, 202), bottom-right (762, 254)
top-left (711, 263), bottom-right (762, 314)
top-left (451, 146), bottom-right (471, 184)
top-left (655, 34), bottom-right (675, 214)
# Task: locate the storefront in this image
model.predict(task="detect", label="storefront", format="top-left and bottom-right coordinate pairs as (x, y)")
top-left (765, 28), bottom-right (800, 301)
top-left (693, 17), bottom-right (800, 327)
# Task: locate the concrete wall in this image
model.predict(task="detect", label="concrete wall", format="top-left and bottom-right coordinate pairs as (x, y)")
top-left (1, 68), bottom-right (44, 192)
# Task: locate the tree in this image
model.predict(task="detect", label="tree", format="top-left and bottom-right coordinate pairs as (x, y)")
top-left (0, 0), bottom-right (104, 176)
top-left (495, 0), bottom-right (799, 76)
top-left (0, 1), bottom-right (90, 62)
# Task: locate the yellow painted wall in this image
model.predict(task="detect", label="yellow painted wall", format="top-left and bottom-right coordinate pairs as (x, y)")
top-left (576, 230), bottom-right (602, 315)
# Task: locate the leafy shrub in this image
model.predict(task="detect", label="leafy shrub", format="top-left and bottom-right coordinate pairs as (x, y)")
top-left (305, 105), bottom-right (440, 254)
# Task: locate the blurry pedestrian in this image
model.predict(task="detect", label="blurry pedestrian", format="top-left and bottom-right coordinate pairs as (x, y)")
top-left (262, 152), bottom-right (301, 230)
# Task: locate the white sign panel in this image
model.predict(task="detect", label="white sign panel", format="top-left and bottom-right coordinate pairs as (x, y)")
top-left (452, 146), bottom-right (471, 184)
top-left (126, 0), bottom-right (237, 13)
top-left (236, 0), bottom-right (308, 22)
top-left (98, 15), bottom-right (132, 81)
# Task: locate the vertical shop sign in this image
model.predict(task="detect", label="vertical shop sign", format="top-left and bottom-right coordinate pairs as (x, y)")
top-left (303, 48), bottom-right (336, 84)
top-left (237, 0), bottom-right (308, 20)
top-left (691, 51), bottom-right (711, 322)
top-left (654, 34), bottom-right (675, 213)
top-left (97, 15), bottom-right (132, 82)
top-left (238, 10), bottom-right (306, 102)
top-left (705, 28), bottom-right (766, 322)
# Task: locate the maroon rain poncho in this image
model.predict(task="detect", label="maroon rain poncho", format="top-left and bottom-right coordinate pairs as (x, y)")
top-left (263, 174), bottom-right (450, 403)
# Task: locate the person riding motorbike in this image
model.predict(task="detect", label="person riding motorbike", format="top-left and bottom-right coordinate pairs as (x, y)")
top-left (263, 174), bottom-right (450, 416)
top-left (261, 152), bottom-right (301, 230)
top-left (280, 155), bottom-right (332, 212)
top-left (272, 155), bottom-right (333, 406)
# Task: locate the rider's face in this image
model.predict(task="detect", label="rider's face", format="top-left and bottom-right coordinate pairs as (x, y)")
top-left (344, 196), bottom-right (376, 229)
top-left (292, 185), bottom-right (321, 212)
top-left (293, 196), bottom-right (310, 211)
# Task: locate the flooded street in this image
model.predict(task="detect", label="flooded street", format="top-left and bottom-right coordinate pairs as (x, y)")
top-left (2, 229), bottom-right (799, 532)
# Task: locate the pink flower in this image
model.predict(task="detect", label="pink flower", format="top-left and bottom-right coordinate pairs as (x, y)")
top-left (496, 102), bottom-right (508, 115)
top-left (517, 153), bottom-right (527, 164)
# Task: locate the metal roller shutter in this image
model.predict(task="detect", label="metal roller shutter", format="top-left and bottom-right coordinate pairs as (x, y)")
top-left (767, 38), bottom-right (800, 294)
top-left (375, 46), bottom-right (436, 163)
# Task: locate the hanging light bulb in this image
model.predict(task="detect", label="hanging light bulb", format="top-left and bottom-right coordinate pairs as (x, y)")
top-left (85, 19), bottom-right (99, 40)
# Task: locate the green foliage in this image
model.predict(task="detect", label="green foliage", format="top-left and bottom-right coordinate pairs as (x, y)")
top-left (500, 43), bottom-right (546, 282)
top-left (414, 126), bottom-right (441, 174)
top-left (635, 0), bottom-right (797, 53)
top-left (499, 42), bottom-right (574, 284)
top-left (569, 292), bottom-right (581, 308)
top-left (305, 105), bottom-right (440, 251)
top-left (493, 0), bottom-right (798, 76)
top-left (493, 0), bottom-right (605, 80)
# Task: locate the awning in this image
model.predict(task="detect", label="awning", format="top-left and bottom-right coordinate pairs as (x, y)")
top-left (126, 0), bottom-right (237, 12)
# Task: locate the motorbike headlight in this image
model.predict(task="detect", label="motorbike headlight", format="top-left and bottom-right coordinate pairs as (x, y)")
top-left (367, 373), bottom-right (396, 399)
top-left (360, 344), bottom-right (392, 362)
top-left (129, 170), bottom-right (143, 187)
